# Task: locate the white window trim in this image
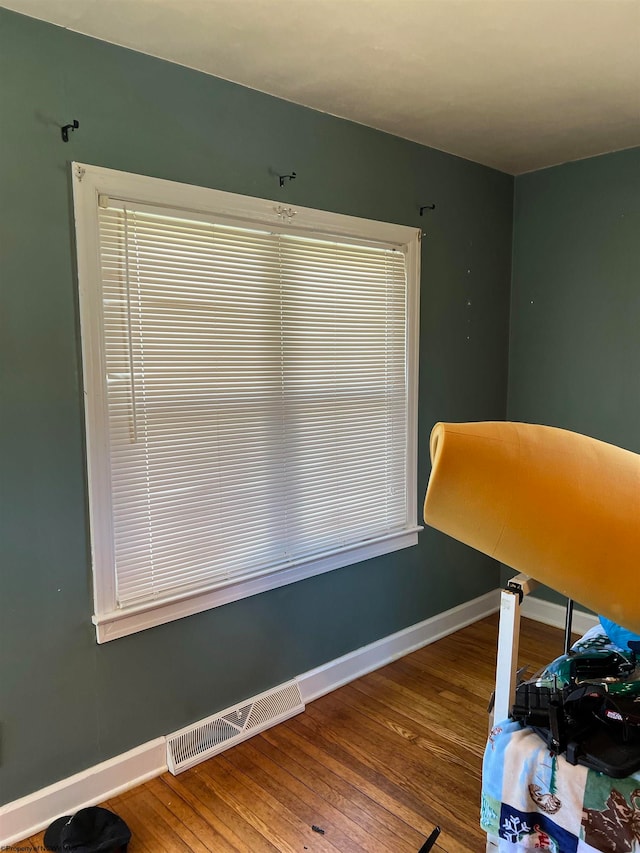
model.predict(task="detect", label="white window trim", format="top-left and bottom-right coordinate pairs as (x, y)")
top-left (72, 163), bottom-right (422, 643)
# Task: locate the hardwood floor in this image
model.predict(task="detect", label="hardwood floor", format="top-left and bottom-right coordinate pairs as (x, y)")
top-left (23, 615), bottom-right (570, 852)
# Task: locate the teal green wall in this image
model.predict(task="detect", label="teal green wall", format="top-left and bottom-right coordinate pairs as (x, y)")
top-left (503, 147), bottom-right (640, 600)
top-left (508, 148), bottom-right (639, 450)
top-left (0, 9), bottom-right (512, 804)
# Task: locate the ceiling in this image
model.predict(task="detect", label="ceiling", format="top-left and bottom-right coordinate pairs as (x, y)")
top-left (3, 0), bottom-right (640, 174)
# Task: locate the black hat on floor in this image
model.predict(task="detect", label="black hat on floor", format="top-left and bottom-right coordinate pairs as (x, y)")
top-left (43, 806), bottom-right (131, 852)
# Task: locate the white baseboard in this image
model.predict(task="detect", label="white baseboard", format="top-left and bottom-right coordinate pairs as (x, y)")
top-left (298, 588), bottom-right (501, 702)
top-left (0, 586), bottom-right (510, 847)
top-left (520, 596), bottom-right (599, 636)
top-left (0, 738), bottom-right (167, 848)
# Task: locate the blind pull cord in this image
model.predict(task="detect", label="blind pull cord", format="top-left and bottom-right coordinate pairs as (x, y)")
top-left (123, 208), bottom-right (139, 442)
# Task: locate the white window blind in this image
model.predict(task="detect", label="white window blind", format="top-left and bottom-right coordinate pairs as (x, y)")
top-left (73, 164), bottom-right (420, 641)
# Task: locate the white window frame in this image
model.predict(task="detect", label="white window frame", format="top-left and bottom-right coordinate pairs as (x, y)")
top-left (72, 163), bottom-right (421, 642)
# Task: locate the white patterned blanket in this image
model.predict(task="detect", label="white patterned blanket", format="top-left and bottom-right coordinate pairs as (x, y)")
top-left (481, 628), bottom-right (640, 852)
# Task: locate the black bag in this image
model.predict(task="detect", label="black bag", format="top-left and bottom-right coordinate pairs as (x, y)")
top-left (511, 652), bottom-right (640, 778)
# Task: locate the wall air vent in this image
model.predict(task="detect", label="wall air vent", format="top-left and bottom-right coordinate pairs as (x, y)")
top-left (166, 680), bottom-right (304, 774)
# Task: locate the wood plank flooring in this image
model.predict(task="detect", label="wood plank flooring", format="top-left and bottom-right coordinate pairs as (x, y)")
top-left (23, 615), bottom-right (570, 852)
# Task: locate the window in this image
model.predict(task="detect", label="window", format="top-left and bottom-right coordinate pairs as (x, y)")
top-left (73, 163), bottom-right (421, 641)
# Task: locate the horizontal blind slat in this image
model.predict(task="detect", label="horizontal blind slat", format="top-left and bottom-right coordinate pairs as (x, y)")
top-left (97, 203), bottom-right (408, 607)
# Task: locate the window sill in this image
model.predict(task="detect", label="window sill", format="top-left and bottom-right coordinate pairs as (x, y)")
top-left (93, 527), bottom-right (422, 642)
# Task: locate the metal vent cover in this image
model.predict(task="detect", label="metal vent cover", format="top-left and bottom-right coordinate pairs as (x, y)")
top-left (166, 680), bottom-right (304, 774)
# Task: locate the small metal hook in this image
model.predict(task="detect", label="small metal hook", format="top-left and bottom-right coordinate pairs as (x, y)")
top-left (279, 171), bottom-right (296, 188)
top-left (61, 120), bottom-right (79, 143)
top-left (419, 203), bottom-right (436, 216)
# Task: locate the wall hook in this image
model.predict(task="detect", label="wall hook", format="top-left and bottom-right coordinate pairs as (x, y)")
top-left (61, 120), bottom-right (79, 143)
top-left (279, 171), bottom-right (296, 188)
top-left (419, 203), bottom-right (436, 216)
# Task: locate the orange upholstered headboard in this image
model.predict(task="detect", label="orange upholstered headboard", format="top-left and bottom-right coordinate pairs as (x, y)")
top-left (423, 421), bottom-right (640, 633)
